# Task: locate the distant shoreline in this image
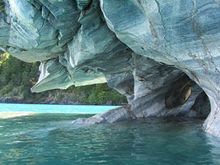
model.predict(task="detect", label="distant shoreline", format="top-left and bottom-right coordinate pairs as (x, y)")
top-left (0, 112), bottom-right (36, 119)
top-left (0, 97), bottom-right (80, 105)
top-left (0, 97), bottom-right (124, 106)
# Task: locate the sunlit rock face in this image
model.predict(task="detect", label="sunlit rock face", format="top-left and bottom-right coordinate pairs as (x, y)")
top-left (1, 0), bottom-right (220, 136)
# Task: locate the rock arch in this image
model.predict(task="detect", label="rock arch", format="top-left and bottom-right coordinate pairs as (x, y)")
top-left (0, 0), bottom-right (218, 136)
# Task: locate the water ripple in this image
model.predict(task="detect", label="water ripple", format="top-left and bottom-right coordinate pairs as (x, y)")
top-left (0, 115), bottom-right (220, 165)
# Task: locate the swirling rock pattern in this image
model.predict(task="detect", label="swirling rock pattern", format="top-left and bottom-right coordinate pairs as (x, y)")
top-left (0, 0), bottom-right (219, 136)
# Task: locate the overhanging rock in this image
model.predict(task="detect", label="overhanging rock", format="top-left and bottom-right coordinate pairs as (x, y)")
top-left (0, 0), bottom-right (219, 137)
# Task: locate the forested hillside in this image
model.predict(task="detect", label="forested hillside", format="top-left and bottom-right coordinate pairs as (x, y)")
top-left (0, 53), bottom-right (126, 105)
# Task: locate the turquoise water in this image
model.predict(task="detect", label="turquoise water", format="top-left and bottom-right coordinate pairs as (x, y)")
top-left (0, 113), bottom-right (220, 165)
top-left (0, 103), bottom-right (119, 114)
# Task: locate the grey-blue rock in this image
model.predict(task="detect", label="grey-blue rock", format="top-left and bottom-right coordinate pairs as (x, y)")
top-left (0, 0), bottom-right (219, 137)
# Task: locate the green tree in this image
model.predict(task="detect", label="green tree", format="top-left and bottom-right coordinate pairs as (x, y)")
top-left (0, 53), bottom-right (126, 104)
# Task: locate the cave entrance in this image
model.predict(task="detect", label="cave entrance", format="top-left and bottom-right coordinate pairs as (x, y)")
top-left (165, 73), bottom-right (210, 119)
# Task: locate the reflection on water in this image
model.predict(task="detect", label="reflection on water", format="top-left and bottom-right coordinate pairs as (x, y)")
top-left (0, 114), bottom-right (220, 165)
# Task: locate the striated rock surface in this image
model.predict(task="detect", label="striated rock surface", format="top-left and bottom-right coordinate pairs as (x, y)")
top-left (72, 106), bottom-right (132, 126)
top-left (0, 0), bottom-right (220, 136)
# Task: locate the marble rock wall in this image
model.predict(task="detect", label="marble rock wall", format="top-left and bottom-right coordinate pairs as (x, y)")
top-left (0, 0), bottom-right (219, 136)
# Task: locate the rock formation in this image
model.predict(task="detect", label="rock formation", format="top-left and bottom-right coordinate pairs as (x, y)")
top-left (1, 0), bottom-right (220, 136)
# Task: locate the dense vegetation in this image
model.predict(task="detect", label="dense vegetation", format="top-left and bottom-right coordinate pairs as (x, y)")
top-left (0, 53), bottom-right (126, 105)
top-left (0, 0), bottom-right (4, 13)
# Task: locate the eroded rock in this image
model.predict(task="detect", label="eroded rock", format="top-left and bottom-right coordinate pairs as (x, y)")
top-left (100, 0), bottom-right (220, 136)
top-left (0, 0), bottom-right (219, 137)
top-left (165, 74), bottom-right (194, 109)
top-left (189, 92), bottom-right (210, 118)
top-left (72, 106), bottom-right (132, 126)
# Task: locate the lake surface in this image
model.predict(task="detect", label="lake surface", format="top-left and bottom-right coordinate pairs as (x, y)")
top-left (0, 108), bottom-right (220, 164)
top-left (0, 103), bottom-right (120, 114)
